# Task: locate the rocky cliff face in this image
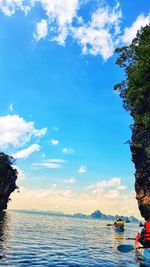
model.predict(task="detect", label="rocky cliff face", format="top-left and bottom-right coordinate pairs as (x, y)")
top-left (115, 24), bottom-right (150, 220)
top-left (0, 153), bottom-right (18, 210)
top-left (131, 124), bottom-right (150, 220)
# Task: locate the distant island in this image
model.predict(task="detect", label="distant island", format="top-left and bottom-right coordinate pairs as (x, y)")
top-left (12, 209), bottom-right (139, 223)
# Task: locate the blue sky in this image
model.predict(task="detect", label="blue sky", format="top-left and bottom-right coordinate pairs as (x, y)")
top-left (0, 0), bottom-right (149, 216)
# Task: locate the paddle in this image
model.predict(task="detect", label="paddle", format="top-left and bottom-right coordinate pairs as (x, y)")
top-left (117, 244), bottom-right (144, 253)
top-left (107, 221), bottom-right (130, 226)
top-left (113, 237), bottom-right (135, 241)
top-left (117, 244), bottom-right (135, 253)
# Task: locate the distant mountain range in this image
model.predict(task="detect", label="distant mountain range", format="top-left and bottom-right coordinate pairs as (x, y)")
top-left (12, 209), bottom-right (139, 223)
top-left (74, 209), bottom-right (139, 223)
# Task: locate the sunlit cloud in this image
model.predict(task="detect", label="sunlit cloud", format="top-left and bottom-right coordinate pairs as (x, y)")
top-left (87, 177), bottom-right (127, 196)
top-left (9, 177), bottom-right (139, 217)
top-left (12, 144), bottom-right (40, 159)
top-left (0, 114), bottom-right (47, 148)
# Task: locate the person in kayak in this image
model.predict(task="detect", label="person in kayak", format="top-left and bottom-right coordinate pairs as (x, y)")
top-left (114, 218), bottom-right (124, 229)
top-left (136, 220), bottom-right (150, 248)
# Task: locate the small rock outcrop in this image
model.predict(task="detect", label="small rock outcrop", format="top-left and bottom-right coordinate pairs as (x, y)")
top-left (0, 152), bottom-right (18, 210)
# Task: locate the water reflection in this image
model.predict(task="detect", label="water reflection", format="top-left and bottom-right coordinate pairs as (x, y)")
top-left (0, 211), bottom-right (9, 259)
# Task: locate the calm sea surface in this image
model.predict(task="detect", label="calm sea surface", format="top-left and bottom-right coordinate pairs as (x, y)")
top-left (0, 210), bottom-right (146, 266)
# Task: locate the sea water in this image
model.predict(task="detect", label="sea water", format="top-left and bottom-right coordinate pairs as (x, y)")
top-left (0, 210), bottom-right (146, 266)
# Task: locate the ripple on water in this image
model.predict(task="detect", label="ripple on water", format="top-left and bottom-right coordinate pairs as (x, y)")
top-left (0, 211), bottom-right (144, 266)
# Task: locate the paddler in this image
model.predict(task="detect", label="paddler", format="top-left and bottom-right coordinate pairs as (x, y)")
top-left (136, 220), bottom-right (150, 248)
top-left (114, 217), bottom-right (124, 228)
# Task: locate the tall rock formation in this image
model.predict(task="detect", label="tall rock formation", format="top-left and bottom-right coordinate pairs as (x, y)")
top-left (0, 152), bottom-right (18, 210)
top-left (115, 24), bottom-right (150, 219)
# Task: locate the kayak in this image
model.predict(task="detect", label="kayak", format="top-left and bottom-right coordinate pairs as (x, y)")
top-left (114, 227), bottom-right (124, 232)
top-left (134, 238), bottom-right (150, 264)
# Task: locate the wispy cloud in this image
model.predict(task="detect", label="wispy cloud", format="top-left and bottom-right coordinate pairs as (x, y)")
top-left (32, 162), bottom-right (63, 169)
top-left (32, 158), bottom-right (65, 169)
top-left (78, 165), bottom-right (87, 173)
top-left (63, 177), bottom-right (76, 184)
top-left (12, 144), bottom-right (40, 159)
top-left (0, 114), bottom-right (47, 148)
top-left (62, 147), bottom-right (74, 154)
top-left (50, 139), bottom-right (59, 145)
top-left (9, 103), bottom-right (13, 112)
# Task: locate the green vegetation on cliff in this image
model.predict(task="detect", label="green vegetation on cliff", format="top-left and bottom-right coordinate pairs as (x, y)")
top-left (115, 24), bottom-right (150, 219)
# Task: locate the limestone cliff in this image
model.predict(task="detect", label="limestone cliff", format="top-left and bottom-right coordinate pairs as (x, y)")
top-left (131, 124), bottom-right (150, 219)
top-left (0, 152), bottom-right (18, 210)
top-left (115, 24), bottom-right (150, 219)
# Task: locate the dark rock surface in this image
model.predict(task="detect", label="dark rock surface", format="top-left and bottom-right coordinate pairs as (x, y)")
top-left (0, 153), bottom-right (18, 210)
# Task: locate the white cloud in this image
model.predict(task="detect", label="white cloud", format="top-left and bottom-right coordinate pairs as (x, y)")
top-left (78, 165), bottom-right (87, 173)
top-left (1, 1), bottom-right (149, 60)
top-left (34, 19), bottom-right (48, 41)
top-left (71, 2), bottom-right (122, 60)
top-left (12, 144), bottom-right (40, 159)
top-left (0, 115), bottom-right (47, 148)
top-left (32, 158), bottom-right (65, 168)
top-left (32, 162), bottom-right (63, 168)
top-left (33, 0), bottom-right (79, 44)
top-left (121, 14), bottom-right (150, 44)
top-left (9, 181), bottom-right (139, 218)
top-left (0, 0), bottom-right (31, 16)
top-left (62, 147), bottom-right (74, 154)
top-left (0, 0), bottom-right (122, 60)
top-left (63, 177), bottom-right (76, 184)
top-left (87, 177), bottom-right (127, 196)
top-left (50, 139), bottom-right (59, 145)
top-left (9, 104), bottom-right (13, 112)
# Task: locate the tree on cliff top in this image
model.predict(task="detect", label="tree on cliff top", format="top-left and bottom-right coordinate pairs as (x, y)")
top-left (114, 24), bottom-right (150, 219)
top-left (0, 152), bottom-right (18, 210)
top-left (114, 24), bottom-right (150, 123)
